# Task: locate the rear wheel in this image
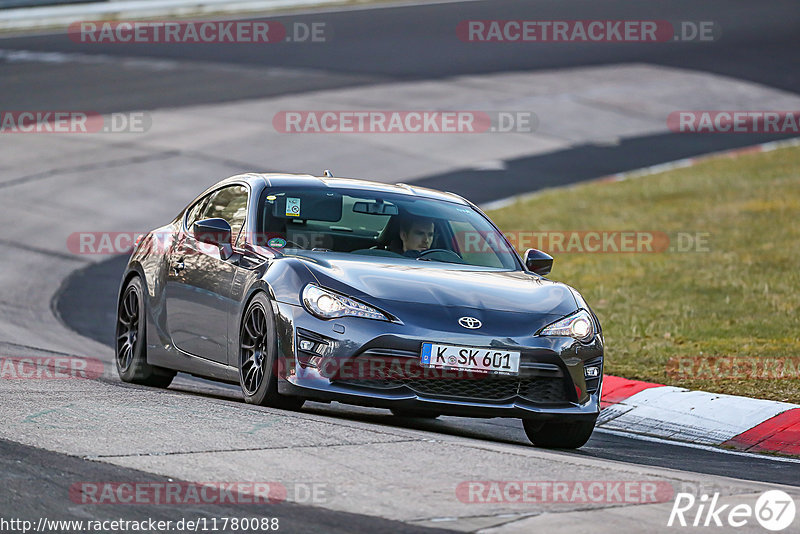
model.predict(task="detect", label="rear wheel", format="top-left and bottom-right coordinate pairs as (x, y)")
top-left (239, 293), bottom-right (304, 410)
top-left (523, 418), bottom-right (596, 449)
top-left (390, 408), bottom-right (440, 419)
top-left (116, 276), bottom-right (175, 388)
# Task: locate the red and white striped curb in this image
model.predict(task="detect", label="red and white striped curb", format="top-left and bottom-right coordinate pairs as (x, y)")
top-left (481, 138), bottom-right (800, 457)
top-left (592, 140), bottom-right (800, 457)
top-left (599, 375), bottom-right (800, 456)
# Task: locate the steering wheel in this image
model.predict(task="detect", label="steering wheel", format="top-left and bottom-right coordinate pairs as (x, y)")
top-left (416, 248), bottom-right (464, 263)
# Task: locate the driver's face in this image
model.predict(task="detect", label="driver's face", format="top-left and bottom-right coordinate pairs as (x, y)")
top-left (400, 222), bottom-right (434, 252)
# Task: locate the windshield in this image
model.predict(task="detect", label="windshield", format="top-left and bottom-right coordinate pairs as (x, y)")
top-left (254, 187), bottom-right (520, 269)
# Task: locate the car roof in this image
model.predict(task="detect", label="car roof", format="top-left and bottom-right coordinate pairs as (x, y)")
top-left (218, 173), bottom-right (471, 206)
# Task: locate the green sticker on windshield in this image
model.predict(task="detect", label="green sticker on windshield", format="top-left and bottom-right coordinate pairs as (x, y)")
top-left (268, 237), bottom-right (287, 249)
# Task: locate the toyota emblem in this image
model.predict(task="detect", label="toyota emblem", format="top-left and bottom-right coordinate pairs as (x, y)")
top-left (458, 316), bottom-right (482, 329)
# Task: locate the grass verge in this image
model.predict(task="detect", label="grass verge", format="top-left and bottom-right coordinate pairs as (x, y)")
top-left (487, 144), bottom-right (800, 404)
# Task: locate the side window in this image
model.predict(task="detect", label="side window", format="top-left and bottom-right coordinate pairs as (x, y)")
top-left (185, 196), bottom-right (209, 230)
top-left (199, 185), bottom-right (249, 244)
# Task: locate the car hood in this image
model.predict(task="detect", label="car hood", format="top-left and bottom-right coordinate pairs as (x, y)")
top-left (296, 254), bottom-right (578, 316)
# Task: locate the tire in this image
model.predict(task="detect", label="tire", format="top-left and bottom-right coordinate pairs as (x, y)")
top-left (116, 276), bottom-right (176, 388)
top-left (390, 408), bottom-right (440, 419)
top-left (239, 292), bottom-right (304, 410)
top-left (523, 418), bottom-right (596, 449)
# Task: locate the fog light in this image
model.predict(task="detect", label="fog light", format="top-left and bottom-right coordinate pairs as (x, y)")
top-left (584, 366), bottom-right (600, 378)
top-left (299, 340), bottom-right (316, 352)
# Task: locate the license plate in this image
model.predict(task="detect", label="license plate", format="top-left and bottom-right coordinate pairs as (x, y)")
top-left (420, 343), bottom-right (520, 375)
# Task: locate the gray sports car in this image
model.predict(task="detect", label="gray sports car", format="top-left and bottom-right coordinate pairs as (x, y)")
top-left (116, 173), bottom-right (604, 448)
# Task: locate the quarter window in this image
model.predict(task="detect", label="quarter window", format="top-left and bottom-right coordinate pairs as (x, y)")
top-left (199, 185), bottom-right (249, 244)
top-left (185, 196), bottom-right (209, 230)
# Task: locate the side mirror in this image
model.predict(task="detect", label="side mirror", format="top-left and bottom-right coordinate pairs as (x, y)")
top-left (193, 218), bottom-right (233, 259)
top-left (524, 248), bottom-right (553, 276)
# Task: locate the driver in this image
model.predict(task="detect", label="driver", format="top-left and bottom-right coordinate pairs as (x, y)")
top-left (398, 217), bottom-right (435, 257)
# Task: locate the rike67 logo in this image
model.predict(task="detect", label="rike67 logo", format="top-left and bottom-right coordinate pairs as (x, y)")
top-left (668, 490), bottom-right (796, 531)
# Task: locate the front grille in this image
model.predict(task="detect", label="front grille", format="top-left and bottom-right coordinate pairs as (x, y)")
top-left (332, 347), bottom-right (570, 403)
top-left (336, 376), bottom-right (568, 404)
top-left (519, 377), bottom-right (570, 403)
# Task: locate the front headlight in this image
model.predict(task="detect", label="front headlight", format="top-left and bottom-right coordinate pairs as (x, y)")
top-left (302, 284), bottom-right (389, 321)
top-left (539, 309), bottom-right (595, 342)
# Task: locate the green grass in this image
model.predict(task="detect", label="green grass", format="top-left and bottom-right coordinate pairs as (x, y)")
top-left (486, 145), bottom-right (800, 403)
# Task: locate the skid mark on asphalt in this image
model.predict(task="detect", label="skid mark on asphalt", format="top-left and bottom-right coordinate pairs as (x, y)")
top-left (0, 237), bottom-right (90, 263)
top-left (0, 150), bottom-right (181, 190)
top-left (87, 439), bottom-right (423, 460)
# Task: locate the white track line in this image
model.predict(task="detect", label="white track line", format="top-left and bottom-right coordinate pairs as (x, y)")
top-left (481, 137), bottom-right (800, 211)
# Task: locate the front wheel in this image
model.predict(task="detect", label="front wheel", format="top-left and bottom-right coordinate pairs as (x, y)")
top-left (116, 276), bottom-right (175, 388)
top-left (239, 293), bottom-right (304, 410)
top-left (523, 418), bottom-right (596, 449)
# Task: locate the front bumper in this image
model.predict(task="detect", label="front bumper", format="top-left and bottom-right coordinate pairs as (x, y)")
top-left (274, 302), bottom-right (603, 421)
